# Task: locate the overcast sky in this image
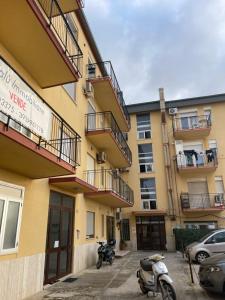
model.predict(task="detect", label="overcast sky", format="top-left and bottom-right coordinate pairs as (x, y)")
top-left (84, 0), bottom-right (225, 104)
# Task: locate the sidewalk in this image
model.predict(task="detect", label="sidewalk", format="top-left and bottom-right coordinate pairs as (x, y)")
top-left (27, 252), bottom-right (224, 300)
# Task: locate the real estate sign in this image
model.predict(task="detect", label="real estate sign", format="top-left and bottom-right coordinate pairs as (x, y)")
top-left (0, 58), bottom-right (52, 140)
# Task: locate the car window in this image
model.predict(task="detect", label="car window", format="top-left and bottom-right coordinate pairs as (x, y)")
top-left (205, 231), bottom-right (225, 244)
top-left (199, 231), bottom-right (216, 242)
top-left (214, 232), bottom-right (225, 243)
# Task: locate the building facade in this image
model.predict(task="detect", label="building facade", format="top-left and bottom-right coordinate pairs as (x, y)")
top-left (122, 90), bottom-right (225, 252)
top-left (0, 2), bottom-right (133, 299)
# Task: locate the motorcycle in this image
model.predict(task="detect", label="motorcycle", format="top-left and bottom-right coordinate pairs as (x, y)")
top-left (137, 254), bottom-right (176, 300)
top-left (96, 239), bottom-right (116, 269)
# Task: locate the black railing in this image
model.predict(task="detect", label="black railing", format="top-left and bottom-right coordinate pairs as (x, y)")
top-left (86, 112), bottom-right (132, 165)
top-left (176, 150), bottom-right (218, 169)
top-left (0, 110), bottom-right (81, 167)
top-left (35, 0), bottom-right (83, 76)
top-left (173, 115), bottom-right (211, 132)
top-left (86, 61), bottom-right (130, 126)
top-left (181, 193), bottom-right (225, 210)
top-left (84, 169), bottom-right (134, 206)
top-left (78, 0), bottom-right (85, 8)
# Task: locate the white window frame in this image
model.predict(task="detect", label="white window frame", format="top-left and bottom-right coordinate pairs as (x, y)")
top-left (0, 181), bottom-right (24, 255)
top-left (86, 211), bottom-right (95, 239)
top-left (136, 114), bottom-right (151, 140)
top-left (138, 144), bottom-right (154, 173)
top-left (140, 178), bottom-right (157, 210)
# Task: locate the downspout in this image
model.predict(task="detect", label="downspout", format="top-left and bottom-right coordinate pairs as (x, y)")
top-left (159, 88), bottom-right (176, 219)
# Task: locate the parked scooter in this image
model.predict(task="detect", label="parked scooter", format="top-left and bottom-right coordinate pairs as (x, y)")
top-left (137, 254), bottom-right (176, 300)
top-left (96, 239), bottom-right (116, 269)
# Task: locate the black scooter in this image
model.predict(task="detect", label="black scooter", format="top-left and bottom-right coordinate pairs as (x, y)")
top-left (96, 239), bottom-right (116, 269)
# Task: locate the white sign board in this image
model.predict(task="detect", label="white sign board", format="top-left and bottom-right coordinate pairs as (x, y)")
top-left (0, 58), bottom-right (52, 140)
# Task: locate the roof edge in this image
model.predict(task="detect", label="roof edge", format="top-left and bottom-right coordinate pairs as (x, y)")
top-left (127, 92), bottom-right (225, 114)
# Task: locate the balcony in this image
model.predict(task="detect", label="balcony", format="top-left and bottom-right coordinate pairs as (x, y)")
top-left (84, 169), bottom-right (134, 208)
top-left (86, 112), bottom-right (132, 168)
top-left (176, 150), bottom-right (218, 174)
top-left (181, 193), bottom-right (225, 212)
top-left (0, 110), bottom-right (81, 179)
top-left (49, 175), bottom-right (97, 193)
top-left (173, 115), bottom-right (211, 140)
top-left (86, 61), bottom-right (130, 131)
top-left (57, 0), bottom-right (84, 13)
top-left (0, 0), bottom-right (83, 88)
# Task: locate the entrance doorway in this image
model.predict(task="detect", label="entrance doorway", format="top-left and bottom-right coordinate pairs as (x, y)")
top-left (106, 216), bottom-right (115, 242)
top-left (44, 191), bottom-right (74, 284)
top-left (136, 216), bottom-right (166, 250)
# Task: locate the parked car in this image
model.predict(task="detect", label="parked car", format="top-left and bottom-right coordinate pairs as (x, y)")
top-left (199, 253), bottom-right (225, 294)
top-left (185, 229), bottom-right (225, 263)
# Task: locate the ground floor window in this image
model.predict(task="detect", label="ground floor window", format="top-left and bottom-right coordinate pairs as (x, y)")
top-left (184, 221), bottom-right (217, 230)
top-left (0, 181), bottom-right (24, 254)
top-left (121, 219), bottom-right (130, 241)
top-left (86, 211), bottom-right (95, 238)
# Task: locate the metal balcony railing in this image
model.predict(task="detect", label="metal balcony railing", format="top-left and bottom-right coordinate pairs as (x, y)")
top-left (86, 61), bottom-right (130, 126)
top-left (181, 193), bottom-right (225, 210)
top-left (35, 0), bottom-right (83, 76)
top-left (86, 112), bottom-right (132, 165)
top-left (0, 109), bottom-right (81, 167)
top-left (176, 150), bottom-right (218, 169)
top-left (84, 169), bottom-right (134, 206)
top-left (173, 115), bottom-right (211, 132)
top-left (78, 0), bottom-right (85, 8)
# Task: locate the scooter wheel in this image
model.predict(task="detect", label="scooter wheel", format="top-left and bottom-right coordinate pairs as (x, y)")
top-left (160, 280), bottom-right (176, 300)
top-left (96, 256), bottom-right (103, 269)
top-left (138, 279), bottom-right (148, 294)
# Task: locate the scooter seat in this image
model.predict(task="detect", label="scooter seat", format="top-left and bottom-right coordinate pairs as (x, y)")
top-left (140, 258), bottom-right (154, 272)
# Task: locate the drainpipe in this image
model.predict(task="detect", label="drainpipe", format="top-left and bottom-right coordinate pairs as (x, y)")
top-left (159, 88), bottom-right (176, 219)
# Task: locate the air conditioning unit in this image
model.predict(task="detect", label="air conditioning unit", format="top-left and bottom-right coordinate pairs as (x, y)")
top-left (96, 151), bottom-right (106, 164)
top-left (119, 167), bottom-right (130, 173)
top-left (83, 81), bottom-right (94, 97)
top-left (215, 194), bottom-right (224, 207)
top-left (169, 108), bottom-right (178, 115)
top-left (112, 169), bottom-right (120, 177)
top-left (87, 64), bottom-right (96, 79)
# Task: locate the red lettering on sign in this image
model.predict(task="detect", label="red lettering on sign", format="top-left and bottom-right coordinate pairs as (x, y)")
top-left (9, 91), bottom-right (26, 111)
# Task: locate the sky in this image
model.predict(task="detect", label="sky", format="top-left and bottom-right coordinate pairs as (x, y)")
top-left (84, 0), bottom-right (225, 104)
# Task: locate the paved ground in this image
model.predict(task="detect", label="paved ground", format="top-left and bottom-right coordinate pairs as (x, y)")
top-left (27, 252), bottom-right (224, 300)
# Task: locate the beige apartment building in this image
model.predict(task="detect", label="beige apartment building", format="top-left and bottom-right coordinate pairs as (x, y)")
top-left (0, 1), bottom-right (133, 299)
top-left (122, 90), bottom-right (225, 252)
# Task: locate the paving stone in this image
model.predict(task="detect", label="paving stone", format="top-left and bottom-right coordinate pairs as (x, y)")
top-left (27, 251), bottom-right (224, 300)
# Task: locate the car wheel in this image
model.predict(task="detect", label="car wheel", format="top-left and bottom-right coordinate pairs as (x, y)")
top-left (196, 251), bottom-right (209, 263)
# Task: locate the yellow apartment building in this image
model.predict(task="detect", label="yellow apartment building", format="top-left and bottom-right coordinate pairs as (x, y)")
top-left (0, 1), bottom-right (133, 299)
top-left (122, 89), bottom-right (225, 252)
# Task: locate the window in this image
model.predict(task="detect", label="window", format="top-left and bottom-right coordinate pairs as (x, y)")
top-left (0, 182), bottom-right (24, 254)
top-left (121, 219), bottom-right (130, 241)
top-left (140, 178), bottom-right (156, 210)
top-left (204, 109), bottom-right (212, 125)
top-left (179, 111), bottom-right (197, 130)
top-left (86, 211), bottom-right (95, 238)
top-left (63, 83), bottom-right (76, 101)
top-left (101, 214), bottom-right (104, 237)
top-left (136, 114), bottom-right (151, 139)
top-left (138, 144), bottom-right (153, 173)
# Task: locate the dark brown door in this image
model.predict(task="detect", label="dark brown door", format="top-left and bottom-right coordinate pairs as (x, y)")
top-left (44, 191), bottom-right (74, 284)
top-left (107, 216), bottom-right (115, 242)
top-left (136, 216), bottom-right (166, 250)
